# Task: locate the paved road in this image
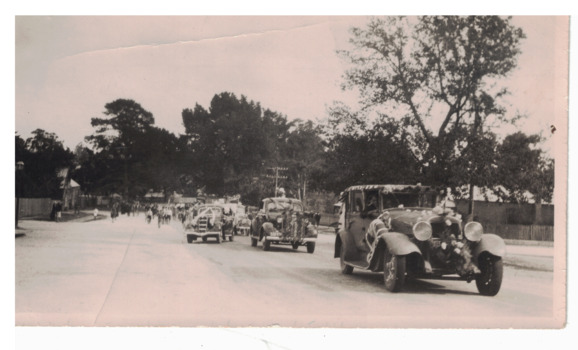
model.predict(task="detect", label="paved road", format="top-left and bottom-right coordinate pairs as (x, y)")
top-left (15, 214), bottom-right (562, 328)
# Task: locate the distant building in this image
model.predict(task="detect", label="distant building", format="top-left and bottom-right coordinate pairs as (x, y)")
top-left (61, 179), bottom-right (81, 211)
top-left (57, 167), bottom-right (81, 210)
top-left (144, 191), bottom-right (165, 203)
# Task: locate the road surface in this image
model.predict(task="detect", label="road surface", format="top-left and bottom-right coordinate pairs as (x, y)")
top-left (15, 214), bottom-right (560, 328)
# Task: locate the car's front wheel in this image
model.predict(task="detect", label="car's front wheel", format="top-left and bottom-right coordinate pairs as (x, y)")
top-left (263, 239), bottom-right (271, 251)
top-left (292, 242), bottom-right (300, 250)
top-left (475, 254), bottom-right (503, 296)
top-left (383, 247), bottom-right (406, 292)
top-left (340, 243), bottom-right (353, 274)
top-left (186, 235), bottom-right (194, 244)
top-left (306, 242), bottom-right (316, 254)
top-left (251, 237), bottom-right (258, 247)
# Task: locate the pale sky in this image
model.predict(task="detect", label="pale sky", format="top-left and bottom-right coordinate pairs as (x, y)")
top-left (15, 16), bottom-right (365, 149)
top-left (15, 16), bottom-right (568, 156)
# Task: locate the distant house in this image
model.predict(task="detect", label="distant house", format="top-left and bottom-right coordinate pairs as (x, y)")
top-left (61, 178), bottom-right (81, 211)
top-left (144, 191), bottom-right (165, 203)
top-left (57, 167), bottom-right (81, 210)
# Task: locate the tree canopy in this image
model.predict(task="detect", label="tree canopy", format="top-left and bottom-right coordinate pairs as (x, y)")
top-left (15, 129), bottom-right (74, 198)
top-left (339, 16), bottom-right (526, 192)
top-left (80, 98), bottom-right (182, 198)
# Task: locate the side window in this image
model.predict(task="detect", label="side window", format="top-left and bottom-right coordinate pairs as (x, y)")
top-left (365, 190), bottom-right (379, 210)
top-left (349, 191), bottom-right (363, 213)
top-left (382, 193), bottom-right (396, 209)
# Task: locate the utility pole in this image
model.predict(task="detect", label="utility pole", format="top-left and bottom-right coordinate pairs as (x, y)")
top-left (266, 167), bottom-right (288, 197)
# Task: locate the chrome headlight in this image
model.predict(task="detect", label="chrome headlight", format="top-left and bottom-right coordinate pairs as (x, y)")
top-left (413, 221), bottom-right (432, 241)
top-left (464, 222), bottom-right (483, 242)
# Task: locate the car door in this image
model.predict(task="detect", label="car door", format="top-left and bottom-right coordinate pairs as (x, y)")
top-left (345, 189), bottom-right (372, 255)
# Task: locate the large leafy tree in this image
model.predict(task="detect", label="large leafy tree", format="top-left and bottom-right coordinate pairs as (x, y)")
top-left (281, 120), bottom-right (326, 201)
top-left (495, 132), bottom-right (554, 204)
top-left (84, 99), bottom-right (181, 198)
top-left (321, 110), bottom-right (421, 193)
top-left (182, 92), bottom-right (277, 197)
top-left (15, 129), bottom-right (74, 198)
top-left (338, 16), bottom-right (526, 213)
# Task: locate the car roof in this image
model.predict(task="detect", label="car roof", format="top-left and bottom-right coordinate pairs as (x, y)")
top-left (199, 205), bottom-right (222, 209)
top-left (262, 197), bottom-right (302, 204)
top-left (344, 184), bottom-right (436, 193)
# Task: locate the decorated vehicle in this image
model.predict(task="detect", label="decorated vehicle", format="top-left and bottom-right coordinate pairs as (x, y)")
top-left (334, 184), bottom-right (506, 296)
top-left (184, 205), bottom-right (225, 243)
top-left (234, 214), bottom-right (252, 236)
top-left (250, 197), bottom-right (318, 253)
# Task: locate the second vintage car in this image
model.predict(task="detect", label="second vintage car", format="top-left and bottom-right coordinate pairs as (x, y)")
top-left (184, 204), bottom-right (225, 243)
top-left (250, 197), bottom-right (318, 253)
top-left (334, 184), bottom-right (506, 296)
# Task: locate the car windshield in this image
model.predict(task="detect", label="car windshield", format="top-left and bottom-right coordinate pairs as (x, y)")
top-left (266, 200), bottom-right (302, 213)
top-left (198, 207), bottom-right (220, 216)
top-left (381, 192), bottom-right (437, 208)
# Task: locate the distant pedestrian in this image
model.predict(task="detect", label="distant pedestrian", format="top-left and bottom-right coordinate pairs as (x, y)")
top-left (93, 208), bottom-right (99, 220)
top-left (314, 212), bottom-right (321, 227)
top-left (55, 202), bottom-right (62, 222)
top-left (111, 202), bottom-right (119, 222)
top-left (50, 203), bottom-right (56, 221)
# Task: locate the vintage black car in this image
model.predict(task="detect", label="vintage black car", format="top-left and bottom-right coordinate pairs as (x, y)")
top-left (250, 197), bottom-right (318, 253)
top-left (334, 184), bottom-right (506, 296)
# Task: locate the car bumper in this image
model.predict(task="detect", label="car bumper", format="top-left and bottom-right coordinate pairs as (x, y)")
top-left (264, 236), bottom-right (317, 243)
top-left (186, 231), bottom-right (221, 239)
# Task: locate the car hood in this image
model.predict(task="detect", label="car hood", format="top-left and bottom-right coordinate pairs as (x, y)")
top-left (387, 207), bottom-right (461, 233)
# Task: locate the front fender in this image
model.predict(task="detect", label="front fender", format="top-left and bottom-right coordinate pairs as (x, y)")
top-left (334, 234), bottom-right (341, 258)
top-left (368, 232), bottom-right (422, 271)
top-left (473, 233), bottom-right (506, 258)
top-left (305, 224), bottom-right (318, 238)
top-left (382, 232), bottom-right (421, 256)
top-left (262, 222), bottom-right (277, 235)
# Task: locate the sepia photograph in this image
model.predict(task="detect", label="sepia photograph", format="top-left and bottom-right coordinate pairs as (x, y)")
top-left (8, 6), bottom-right (574, 350)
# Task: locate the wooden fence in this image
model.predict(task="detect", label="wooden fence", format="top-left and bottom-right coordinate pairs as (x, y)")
top-left (16, 198), bottom-right (53, 218)
top-left (489, 223), bottom-right (554, 241)
top-left (318, 213), bottom-right (553, 241)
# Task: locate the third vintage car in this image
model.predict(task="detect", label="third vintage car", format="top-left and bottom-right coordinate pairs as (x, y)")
top-left (250, 197), bottom-right (318, 253)
top-left (334, 184), bottom-right (506, 296)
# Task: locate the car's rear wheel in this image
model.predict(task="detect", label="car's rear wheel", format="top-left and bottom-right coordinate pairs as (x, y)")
top-left (202, 237), bottom-right (207, 242)
top-left (340, 243), bottom-right (353, 274)
top-left (251, 237), bottom-right (258, 247)
top-left (292, 242), bottom-right (300, 250)
top-left (263, 239), bottom-right (271, 251)
top-left (383, 247), bottom-right (406, 292)
top-left (306, 242), bottom-right (316, 254)
top-left (186, 235), bottom-right (194, 244)
top-left (476, 255), bottom-right (503, 296)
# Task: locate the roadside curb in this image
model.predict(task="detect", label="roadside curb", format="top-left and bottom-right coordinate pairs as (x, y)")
top-left (504, 239), bottom-right (554, 247)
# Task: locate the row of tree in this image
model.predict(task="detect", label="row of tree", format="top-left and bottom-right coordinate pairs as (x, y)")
top-left (15, 16), bottom-right (554, 210)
